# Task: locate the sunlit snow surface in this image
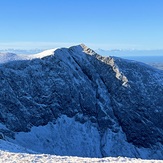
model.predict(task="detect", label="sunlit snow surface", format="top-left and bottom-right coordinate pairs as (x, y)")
top-left (0, 150), bottom-right (162, 163)
top-left (0, 139), bottom-right (162, 163)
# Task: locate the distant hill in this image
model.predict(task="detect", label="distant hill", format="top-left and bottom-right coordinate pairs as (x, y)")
top-left (95, 49), bottom-right (163, 58)
top-left (0, 49), bottom-right (43, 55)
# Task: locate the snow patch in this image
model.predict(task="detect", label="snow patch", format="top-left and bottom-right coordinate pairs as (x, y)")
top-left (9, 115), bottom-right (102, 157)
top-left (28, 48), bottom-right (57, 59)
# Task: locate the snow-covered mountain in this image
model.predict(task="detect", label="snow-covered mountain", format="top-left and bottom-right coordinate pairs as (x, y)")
top-left (0, 52), bottom-right (27, 63)
top-left (0, 44), bottom-right (163, 160)
top-left (0, 49), bottom-right (59, 64)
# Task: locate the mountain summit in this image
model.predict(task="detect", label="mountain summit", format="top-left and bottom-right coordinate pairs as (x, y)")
top-left (0, 44), bottom-right (163, 159)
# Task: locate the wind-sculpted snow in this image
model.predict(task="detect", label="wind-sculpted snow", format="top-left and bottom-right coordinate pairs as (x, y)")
top-left (0, 44), bottom-right (163, 159)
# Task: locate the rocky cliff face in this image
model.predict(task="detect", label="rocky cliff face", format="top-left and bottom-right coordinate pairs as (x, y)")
top-left (0, 44), bottom-right (163, 159)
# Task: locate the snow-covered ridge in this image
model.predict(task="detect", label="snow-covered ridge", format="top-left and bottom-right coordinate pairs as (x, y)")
top-left (0, 45), bottom-right (93, 63)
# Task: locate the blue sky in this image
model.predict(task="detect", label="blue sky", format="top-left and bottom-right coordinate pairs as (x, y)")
top-left (0, 0), bottom-right (163, 50)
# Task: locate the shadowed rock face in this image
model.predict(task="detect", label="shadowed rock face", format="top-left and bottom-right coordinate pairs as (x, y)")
top-left (0, 44), bottom-right (163, 158)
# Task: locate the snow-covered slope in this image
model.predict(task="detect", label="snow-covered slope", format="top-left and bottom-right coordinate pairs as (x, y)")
top-left (28, 48), bottom-right (57, 59)
top-left (0, 44), bottom-right (163, 160)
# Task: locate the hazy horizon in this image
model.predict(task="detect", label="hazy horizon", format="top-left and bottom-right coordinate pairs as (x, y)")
top-left (1, 46), bottom-right (163, 57)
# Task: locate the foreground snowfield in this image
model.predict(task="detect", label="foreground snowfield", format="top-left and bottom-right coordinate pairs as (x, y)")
top-left (0, 152), bottom-right (163, 163)
top-left (0, 150), bottom-right (163, 163)
top-left (0, 139), bottom-right (163, 163)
